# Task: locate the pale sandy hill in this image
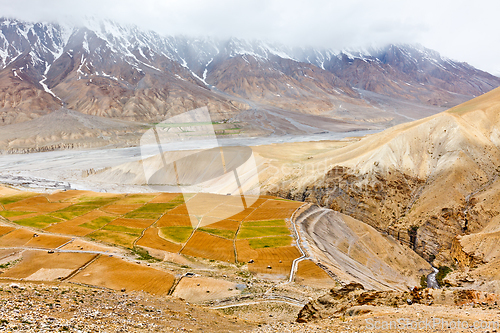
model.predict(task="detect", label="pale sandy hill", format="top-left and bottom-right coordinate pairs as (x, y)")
top-left (0, 108), bottom-right (146, 153)
top-left (297, 206), bottom-right (431, 291)
top-left (268, 87), bottom-right (500, 290)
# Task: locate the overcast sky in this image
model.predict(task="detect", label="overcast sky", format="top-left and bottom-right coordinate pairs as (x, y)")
top-left (2, 0), bottom-right (499, 75)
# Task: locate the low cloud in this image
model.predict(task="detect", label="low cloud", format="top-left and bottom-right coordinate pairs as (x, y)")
top-left (2, 0), bottom-right (498, 74)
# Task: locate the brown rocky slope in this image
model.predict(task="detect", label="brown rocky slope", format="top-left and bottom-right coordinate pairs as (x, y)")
top-left (269, 87), bottom-right (500, 291)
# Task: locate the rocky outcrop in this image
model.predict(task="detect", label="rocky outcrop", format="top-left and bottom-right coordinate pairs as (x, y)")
top-left (297, 282), bottom-right (500, 323)
top-left (451, 237), bottom-right (474, 269)
top-left (296, 283), bottom-right (433, 323)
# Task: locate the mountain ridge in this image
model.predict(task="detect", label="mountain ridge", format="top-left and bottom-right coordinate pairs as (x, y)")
top-left (1, 16), bottom-right (499, 133)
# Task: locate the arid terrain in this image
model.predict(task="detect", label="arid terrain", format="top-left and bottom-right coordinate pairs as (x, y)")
top-left (44, 86), bottom-right (500, 330)
top-left (0, 176), bottom-right (500, 332)
top-left (1, 14), bottom-right (500, 332)
top-left (1, 18), bottom-right (499, 153)
top-left (271, 87), bottom-right (500, 286)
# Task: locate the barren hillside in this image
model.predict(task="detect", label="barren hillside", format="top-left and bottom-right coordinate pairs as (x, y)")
top-left (268, 87), bottom-right (500, 291)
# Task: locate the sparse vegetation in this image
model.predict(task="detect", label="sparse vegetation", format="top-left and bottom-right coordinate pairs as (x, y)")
top-left (420, 275), bottom-right (428, 288)
top-left (0, 259), bottom-right (20, 269)
top-left (436, 266), bottom-right (452, 286)
top-left (131, 246), bottom-right (160, 262)
top-left (88, 230), bottom-right (138, 248)
top-left (236, 271), bottom-right (252, 278)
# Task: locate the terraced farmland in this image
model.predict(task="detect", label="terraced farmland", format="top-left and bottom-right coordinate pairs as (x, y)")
top-left (0, 186), bottom-right (331, 282)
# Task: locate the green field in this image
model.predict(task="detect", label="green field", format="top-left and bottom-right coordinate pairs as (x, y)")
top-left (198, 228), bottom-right (236, 239)
top-left (49, 211), bottom-right (88, 220)
top-left (102, 224), bottom-right (142, 236)
top-left (248, 236), bottom-right (292, 249)
top-left (237, 226), bottom-right (290, 239)
top-left (15, 215), bottom-right (61, 229)
top-left (159, 226), bottom-right (193, 243)
top-left (0, 211), bottom-right (34, 218)
top-left (80, 216), bottom-right (116, 230)
top-left (0, 189), bottom-right (303, 266)
top-left (56, 204), bottom-right (100, 213)
top-left (115, 194), bottom-right (157, 204)
top-left (77, 196), bottom-right (120, 206)
top-left (0, 193), bottom-right (38, 205)
top-left (124, 203), bottom-right (176, 219)
top-left (242, 219), bottom-right (286, 227)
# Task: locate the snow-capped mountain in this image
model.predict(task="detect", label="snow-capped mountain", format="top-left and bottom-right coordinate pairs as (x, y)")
top-left (0, 17), bottom-right (498, 129)
top-left (326, 44), bottom-right (498, 106)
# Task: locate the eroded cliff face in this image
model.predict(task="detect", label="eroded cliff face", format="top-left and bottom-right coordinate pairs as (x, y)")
top-left (268, 87), bottom-right (500, 270)
top-left (274, 167), bottom-right (500, 267)
top-left (270, 166), bottom-right (460, 265)
top-left (296, 282), bottom-right (500, 324)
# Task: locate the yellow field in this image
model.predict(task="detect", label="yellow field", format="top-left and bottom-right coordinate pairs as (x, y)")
top-left (100, 204), bottom-right (143, 215)
top-left (157, 213), bottom-right (195, 227)
top-left (181, 231), bottom-right (235, 262)
top-left (244, 208), bottom-right (297, 221)
top-left (5, 196), bottom-right (72, 213)
top-left (0, 228), bottom-right (36, 247)
top-left (70, 255), bottom-right (175, 295)
top-left (44, 220), bottom-right (94, 237)
top-left (149, 193), bottom-right (180, 203)
top-left (59, 238), bottom-right (122, 253)
top-left (226, 207), bottom-right (256, 221)
top-left (236, 240), bottom-right (301, 276)
top-left (1, 250), bottom-right (96, 280)
top-left (45, 190), bottom-right (96, 203)
top-left (167, 204), bottom-right (190, 215)
top-left (294, 259), bottom-right (336, 288)
top-left (108, 217), bottom-right (154, 229)
top-left (0, 186), bottom-right (304, 278)
top-left (24, 234), bottom-right (72, 249)
top-left (0, 226), bottom-right (15, 237)
top-left (258, 200), bottom-right (303, 210)
top-left (205, 204), bottom-right (247, 219)
top-left (202, 219), bottom-right (240, 231)
top-left (136, 227), bottom-right (182, 253)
